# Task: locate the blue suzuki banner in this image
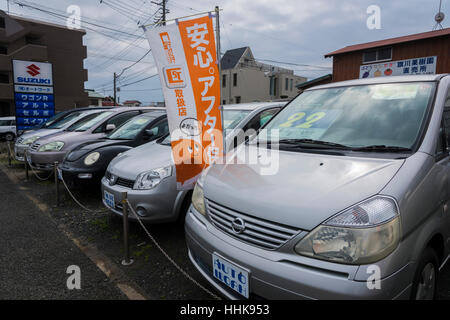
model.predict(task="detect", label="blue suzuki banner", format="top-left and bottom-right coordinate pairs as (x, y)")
top-left (13, 60), bottom-right (55, 131)
top-left (15, 93), bottom-right (54, 102)
top-left (15, 101), bottom-right (55, 110)
top-left (15, 108), bottom-right (55, 118)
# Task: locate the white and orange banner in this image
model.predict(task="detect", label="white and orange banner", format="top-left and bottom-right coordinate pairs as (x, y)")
top-left (145, 15), bottom-right (222, 190)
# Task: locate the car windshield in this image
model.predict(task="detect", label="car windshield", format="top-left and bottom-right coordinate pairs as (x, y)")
top-left (44, 111), bottom-right (86, 129)
top-left (66, 111), bottom-right (113, 132)
top-left (107, 114), bottom-right (155, 140)
top-left (223, 109), bottom-right (251, 130)
top-left (262, 82), bottom-right (435, 150)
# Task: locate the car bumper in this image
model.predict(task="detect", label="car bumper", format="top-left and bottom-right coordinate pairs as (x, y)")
top-left (28, 150), bottom-right (67, 171)
top-left (59, 162), bottom-right (105, 186)
top-left (185, 206), bottom-right (413, 300)
top-left (100, 176), bottom-right (181, 223)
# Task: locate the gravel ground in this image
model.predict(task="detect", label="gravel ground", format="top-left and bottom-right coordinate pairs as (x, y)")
top-left (1, 141), bottom-right (449, 300)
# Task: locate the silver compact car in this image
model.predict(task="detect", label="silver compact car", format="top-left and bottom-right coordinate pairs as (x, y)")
top-left (101, 102), bottom-right (285, 223)
top-left (15, 109), bottom-right (106, 161)
top-left (28, 107), bottom-right (155, 170)
top-left (186, 74), bottom-right (450, 300)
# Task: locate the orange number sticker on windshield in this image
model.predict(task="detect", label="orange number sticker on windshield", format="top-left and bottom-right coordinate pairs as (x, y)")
top-left (296, 112), bottom-right (326, 128)
top-left (279, 112), bottom-right (305, 127)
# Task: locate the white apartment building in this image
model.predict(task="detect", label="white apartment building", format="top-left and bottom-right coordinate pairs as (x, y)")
top-left (220, 47), bottom-right (307, 104)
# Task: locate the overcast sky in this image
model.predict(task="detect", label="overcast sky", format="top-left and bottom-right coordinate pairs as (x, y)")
top-left (1, 0), bottom-right (447, 105)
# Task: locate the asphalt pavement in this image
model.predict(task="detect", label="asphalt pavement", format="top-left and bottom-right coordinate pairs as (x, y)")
top-left (0, 169), bottom-right (126, 299)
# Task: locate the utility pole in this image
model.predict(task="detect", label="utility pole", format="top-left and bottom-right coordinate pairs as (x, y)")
top-left (113, 72), bottom-right (117, 105)
top-left (151, 0), bottom-right (169, 25)
top-left (162, 0), bottom-right (166, 25)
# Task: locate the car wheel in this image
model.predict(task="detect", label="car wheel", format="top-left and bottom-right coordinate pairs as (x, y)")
top-left (411, 247), bottom-right (439, 300)
top-left (177, 191), bottom-right (193, 225)
top-left (5, 133), bottom-right (15, 141)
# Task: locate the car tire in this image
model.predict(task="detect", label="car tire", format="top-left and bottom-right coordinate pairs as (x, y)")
top-left (5, 133), bottom-right (15, 141)
top-left (177, 191), bottom-right (192, 225)
top-left (410, 247), bottom-right (439, 300)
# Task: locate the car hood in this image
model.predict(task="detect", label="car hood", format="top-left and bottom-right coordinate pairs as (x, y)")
top-left (65, 139), bottom-right (131, 161)
top-left (32, 131), bottom-right (91, 150)
top-left (19, 128), bottom-right (61, 141)
top-left (108, 141), bottom-right (172, 180)
top-left (204, 146), bottom-right (405, 231)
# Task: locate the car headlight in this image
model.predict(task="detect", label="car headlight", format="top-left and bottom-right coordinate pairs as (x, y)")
top-left (191, 166), bottom-right (211, 216)
top-left (38, 141), bottom-right (65, 152)
top-left (295, 196), bottom-right (400, 265)
top-left (84, 152), bottom-right (100, 166)
top-left (192, 183), bottom-right (206, 215)
top-left (133, 165), bottom-right (172, 190)
top-left (22, 136), bottom-right (40, 145)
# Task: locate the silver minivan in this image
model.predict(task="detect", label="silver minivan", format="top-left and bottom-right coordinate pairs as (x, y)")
top-left (186, 74), bottom-right (450, 300)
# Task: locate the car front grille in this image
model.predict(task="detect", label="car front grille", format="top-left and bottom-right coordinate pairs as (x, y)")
top-left (116, 177), bottom-right (134, 188)
top-left (206, 199), bottom-right (301, 250)
top-left (30, 142), bottom-right (41, 151)
top-left (105, 171), bottom-right (135, 189)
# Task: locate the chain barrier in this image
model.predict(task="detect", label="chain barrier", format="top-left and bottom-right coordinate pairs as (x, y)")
top-left (58, 168), bottom-right (109, 214)
top-left (24, 153), bottom-right (54, 181)
top-left (3, 141), bottom-right (220, 299)
top-left (126, 199), bottom-right (221, 300)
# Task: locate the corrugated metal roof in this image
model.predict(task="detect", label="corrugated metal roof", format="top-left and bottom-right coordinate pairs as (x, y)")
top-left (325, 28), bottom-right (450, 57)
top-left (221, 47), bottom-right (249, 70)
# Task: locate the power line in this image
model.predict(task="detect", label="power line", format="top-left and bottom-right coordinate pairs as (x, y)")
top-left (14, 0), bottom-right (144, 39)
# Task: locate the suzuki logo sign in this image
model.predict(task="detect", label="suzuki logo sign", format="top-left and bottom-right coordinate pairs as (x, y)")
top-left (26, 64), bottom-right (41, 77)
top-left (13, 60), bottom-right (53, 86)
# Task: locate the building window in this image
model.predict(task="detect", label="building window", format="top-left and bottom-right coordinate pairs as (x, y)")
top-left (290, 79), bottom-right (293, 91)
top-left (235, 96), bottom-right (241, 104)
top-left (0, 17), bottom-right (5, 29)
top-left (285, 78), bottom-right (289, 91)
top-left (222, 74), bottom-right (226, 88)
top-left (363, 47), bottom-right (392, 64)
top-left (222, 100), bottom-right (226, 105)
top-left (0, 45), bottom-right (7, 55)
top-left (26, 34), bottom-right (43, 45)
top-left (233, 73), bottom-right (237, 87)
top-left (0, 72), bottom-right (9, 84)
top-left (270, 77), bottom-right (278, 96)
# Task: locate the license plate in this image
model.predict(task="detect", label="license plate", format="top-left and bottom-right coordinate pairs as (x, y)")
top-left (104, 190), bottom-right (115, 208)
top-left (212, 253), bottom-right (249, 298)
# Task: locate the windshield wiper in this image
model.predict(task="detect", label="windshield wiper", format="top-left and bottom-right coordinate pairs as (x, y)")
top-left (350, 145), bottom-right (412, 152)
top-left (278, 139), bottom-right (351, 149)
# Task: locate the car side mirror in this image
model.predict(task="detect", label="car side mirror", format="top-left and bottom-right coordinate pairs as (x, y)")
top-left (105, 124), bottom-right (116, 132)
top-left (143, 129), bottom-right (155, 140)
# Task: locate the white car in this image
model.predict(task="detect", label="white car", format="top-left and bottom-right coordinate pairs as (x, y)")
top-left (101, 102), bottom-right (286, 223)
top-left (0, 117), bottom-right (16, 141)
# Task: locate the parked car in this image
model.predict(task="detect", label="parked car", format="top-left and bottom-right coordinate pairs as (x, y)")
top-left (101, 102), bottom-right (285, 223)
top-left (186, 74), bottom-right (450, 300)
top-left (15, 109), bottom-right (110, 161)
top-left (0, 117), bottom-right (16, 141)
top-left (59, 110), bottom-right (168, 187)
top-left (28, 107), bottom-right (156, 170)
top-left (19, 106), bottom-right (113, 134)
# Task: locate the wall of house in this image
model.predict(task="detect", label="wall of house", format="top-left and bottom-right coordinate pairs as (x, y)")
top-left (221, 68), bottom-right (306, 104)
top-left (330, 35), bottom-right (450, 82)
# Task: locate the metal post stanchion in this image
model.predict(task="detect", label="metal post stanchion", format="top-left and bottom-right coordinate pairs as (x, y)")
top-left (54, 161), bottom-right (59, 207)
top-left (24, 153), bottom-right (29, 181)
top-left (7, 141), bottom-right (11, 167)
top-left (121, 192), bottom-right (134, 266)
